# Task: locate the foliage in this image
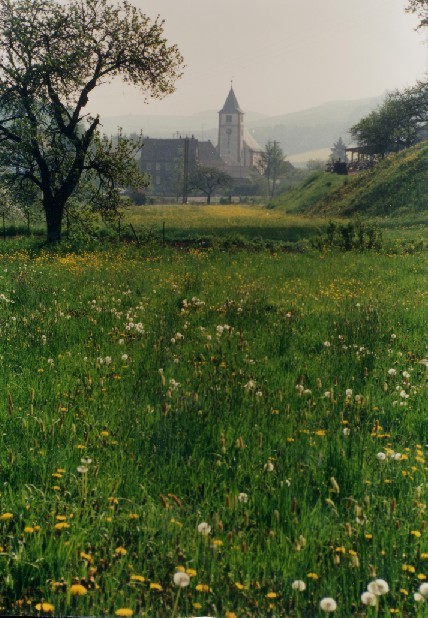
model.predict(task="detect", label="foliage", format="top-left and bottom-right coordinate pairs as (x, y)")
top-left (188, 166), bottom-right (233, 204)
top-left (350, 81), bottom-right (428, 157)
top-left (0, 0), bottom-right (183, 242)
top-left (406, 0), bottom-right (428, 28)
top-left (329, 137), bottom-right (347, 162)
top-left (261, 141), bottom-right (289, 199)
top-left (313, 220), bottom-right (383, 251)
top-left (270, 171), bottom-right (349, 213)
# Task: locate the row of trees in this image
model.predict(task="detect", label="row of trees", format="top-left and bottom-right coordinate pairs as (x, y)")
top-left (350, 81), bottom-right (428, 158)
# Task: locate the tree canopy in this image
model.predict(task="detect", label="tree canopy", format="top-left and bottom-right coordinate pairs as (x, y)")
top-left (406, 0), bottom-right (428, 28)
top-left (0, 0), bottom-right (183, 241)
top-left (261, 141), bottom-right (288, 199)
top-left (350, 81), bottom-right (428, 158)
top-left (188, 167), bottom-right (232, 204)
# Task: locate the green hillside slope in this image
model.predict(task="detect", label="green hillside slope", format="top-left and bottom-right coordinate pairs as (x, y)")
top-left (273, 141), bottom-right (428, 216)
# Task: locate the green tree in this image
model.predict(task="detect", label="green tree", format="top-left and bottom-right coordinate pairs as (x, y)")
top-left (0, 0), bottom-right (183, 242)
top-left (261, 141), bottom-right (288, 199)
top-left (350, 81), bottom-right (428, 157)
top-left (330, 137), bottom-right (347, 162)
top-left (188, 167), bottom-right (232, 204)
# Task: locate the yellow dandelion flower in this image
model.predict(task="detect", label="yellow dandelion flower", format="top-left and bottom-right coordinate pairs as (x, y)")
top-left (307, 573), bottom-right (319, 580)
top-left (130, 575), bottom-right (145, 583)
top-left (193, 603), bottom-right (202, 610)
top-left (52, 486), bottom-right (61, 491)
top-left (0, 513), bottom-right (13, 521)
top-left (128, 513), bottom-right (139, 519)
top-left (57, 468), bottom-right (66, 473)
top-left (24, 526), bottom-right (34, 534)
top-left (402, 565), bottom-right (416, 573)
top-left (56, 515), bottom-right (67, 521)
top-left (34, 525), bottom-right (41, 532)
top-left (115, 609), bottom-right (133, 617)
top-left (54, 522), bottom-right (70, 530)
top-left (365, 534), bottom-right (373, 540)
top-left (100, 431), bottom-right (109, 437)
top-left (421, 553), bottom-right (428, 559)
top-left (149, 583), bottom-right (163, 591)
top-left (51, 473), bottom-right (62, 478)
top-left (411, 530), bottom-right (422, 538)
top-left (70, 584), bottom-right (87, 596)
top-left (400, 588), bottom-right (409, 595)
top-left (417, 574), bottom-right (427, 580)
top-left (175, 566), bottom-right (185, 572)
top-left (335, 546), bottom-right (346, 554)
top-left (195, 584), bottom-right (212, 592)
top-left (211, 539), bottom-right (223, 546)
top-left (114, 546), bottom-right (127, 555)
top-left (186, 568), bottom-right (197, 577)
top-left (35, 603), bottom-right (55, 613)
top-left (266, 592), bottom-right (278, 598)
top-left (225, 613), bottom-right (238, 618)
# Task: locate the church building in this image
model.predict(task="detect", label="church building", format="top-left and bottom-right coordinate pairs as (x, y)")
top-left (139, 86), bottom-right (263, 196)
top-left (217, 85), bottom-right (263, 173)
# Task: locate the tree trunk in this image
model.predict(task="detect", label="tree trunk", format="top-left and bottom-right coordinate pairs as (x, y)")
top-left (44, 198), bottom-right (64, 243)
top-left (207, 194), bottom-right (211, 204)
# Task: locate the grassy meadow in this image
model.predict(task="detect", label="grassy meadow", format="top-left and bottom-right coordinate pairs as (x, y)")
top-left (0, 215), bottom-right (427, 617)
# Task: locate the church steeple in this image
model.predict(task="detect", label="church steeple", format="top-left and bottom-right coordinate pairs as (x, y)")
top-left (220, 86), bottom-right (243, 114)
top-left (217, 85), bottom-right (244, 165)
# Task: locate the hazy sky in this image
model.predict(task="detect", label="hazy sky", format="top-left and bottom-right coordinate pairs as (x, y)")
top-left (88, 0), bottom-right (427, 119)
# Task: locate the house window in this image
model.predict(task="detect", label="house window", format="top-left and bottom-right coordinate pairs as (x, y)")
top-left (155, 175), bottom-right (161, 185)
top-left (146, 162), bottom-right (151, 171)
top-left (155, 162), bottom-right (161, 171)
top-left (226, 114), bottom-right (232, 122)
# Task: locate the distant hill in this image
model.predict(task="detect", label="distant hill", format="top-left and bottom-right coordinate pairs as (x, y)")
top-left (98, 95), bottom-right (383, 156)
top-left (272, 141), bottom-right (428, 216)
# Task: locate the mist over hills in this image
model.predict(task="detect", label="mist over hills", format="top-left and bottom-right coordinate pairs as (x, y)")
top-left (99, 95), bottom-right (383, 159)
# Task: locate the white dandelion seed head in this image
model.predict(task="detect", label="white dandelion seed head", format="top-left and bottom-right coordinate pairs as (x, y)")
top-left (197, 522), bottom-right (211, 536)
top-left (238, 492), bottom-right (248, 503)
top-left (376, 452), bottom-right (386, 461)
top-left (419, 582), bottom-right (428, 598)
top-left (173, 571), bottom-right (190, 587)
top-left (291, 580), bottom-right (306, 591)
top-left (367, 579), bottom-right (389, 596)
top-left (319, 597), bottom-right (337, 612)
top-left (361, 591), bottom-right (377, 606)
top-left (414, 592), bottom-right (425, 603)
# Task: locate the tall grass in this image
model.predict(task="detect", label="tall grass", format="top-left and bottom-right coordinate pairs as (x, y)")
top-left (0, 241), bottom-right (426, 616)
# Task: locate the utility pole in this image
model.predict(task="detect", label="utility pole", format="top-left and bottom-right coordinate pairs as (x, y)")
top-left (182, 137), bottom-right (189, 204)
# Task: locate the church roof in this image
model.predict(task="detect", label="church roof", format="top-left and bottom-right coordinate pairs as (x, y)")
top-left (220, 87), bottom-right (243, 114)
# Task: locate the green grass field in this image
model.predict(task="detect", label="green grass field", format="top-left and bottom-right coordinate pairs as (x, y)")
top-left (0, 224), bottom-right (426, 616)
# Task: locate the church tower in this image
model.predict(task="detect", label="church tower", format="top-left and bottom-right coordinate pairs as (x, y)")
top-left (217, 86), bottom-right (244, 166)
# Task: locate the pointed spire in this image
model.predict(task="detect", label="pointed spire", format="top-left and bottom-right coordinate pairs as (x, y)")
top-left (220, 86), bottom-right (243, 114)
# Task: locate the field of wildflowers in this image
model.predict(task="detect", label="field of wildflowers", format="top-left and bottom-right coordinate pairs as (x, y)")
top-left (0, 239), bottom-right (426, 617)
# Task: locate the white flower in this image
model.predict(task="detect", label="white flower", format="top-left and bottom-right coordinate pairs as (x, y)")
top-left (77, 465), bottom-right (88, 474)
top-left (419, 582), bottom-right (428, 598)
top-left (387, 368), bottom-right (396, 376)
top-left (118, 338), bottom-right (124, 345)
top-left (303, 389), bottom-right (312, 397)
top-left (376, 452), bottom-right (386, 461)
top-left (367, 579), bottom-right (389, 596)
top-left (345, 388), bottom-right (353, 399)
top-left (173, 571), bottom-right (190, 587)
top-left (393, 453), bottom-right (402, 461)
top-left (291, 580), bottom-right (306, 591)
top-left (414, 592), bottom-right (425, 602)
top-left (402, 371), bottom-right (410, 379)
top-left (105, 356), bottom-right (112, 365)
top-left (390, 333), bottom-right (397, 339)
top-left (324, 391), bottom-right (332, 399)
top-left (197, 522), bottom-right (211, 536)
top-left (342, 427), bottom-right (351, 436)
top-left (264, 461), bottom-right (274, 472)
top-left (121, 354), bottom-right (129, 361)
top-left (319, 597), bottom-right (337, 612)
top-left (323, 341), bottom-right (331, 347)
top-left (361, 591), bottom-right (377, 606)
top-left (238, 492), bottom-right (248, 503)
top-left (81, 457), bottom-right (92, 465)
